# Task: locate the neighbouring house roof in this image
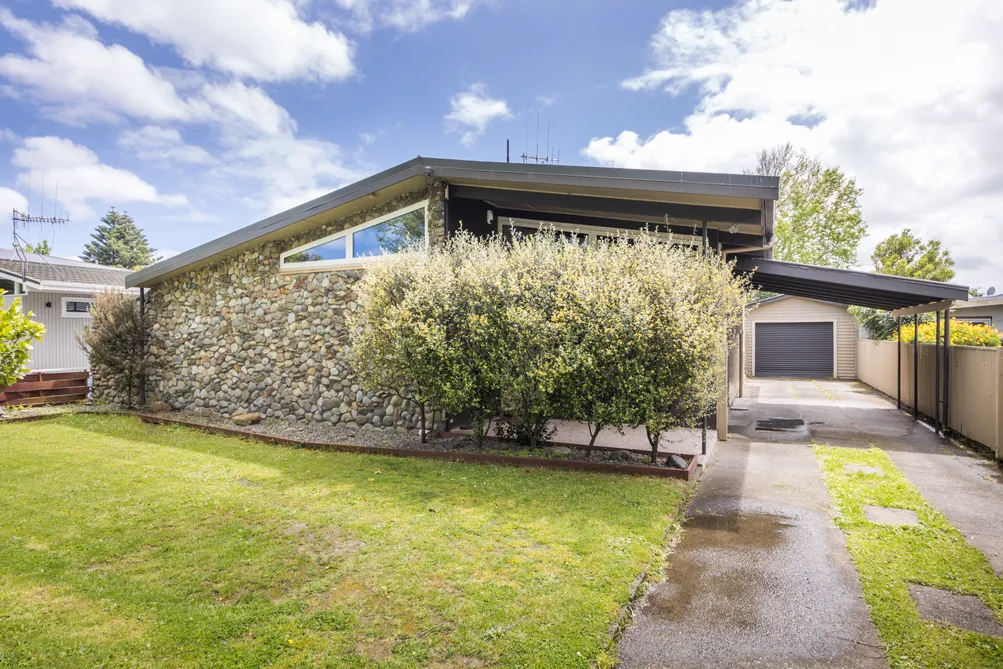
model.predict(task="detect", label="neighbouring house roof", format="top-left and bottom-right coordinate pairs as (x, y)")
top-left (127, 157), bottom-right (780, 288)
top-left (953, 295), bottom-right (1003, 310)
top-left (0, 248), bottom-right (131, 293)
top-left (735, 258), bottom-right (969, 312)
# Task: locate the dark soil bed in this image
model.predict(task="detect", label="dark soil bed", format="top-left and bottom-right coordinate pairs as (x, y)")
top-left (145, 410), bottom-right (696, 479)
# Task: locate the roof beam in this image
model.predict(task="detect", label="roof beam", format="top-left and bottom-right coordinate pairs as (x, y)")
top-left (449, 185), bottom-right (763, 229)
top-left (891, 300), bottom-right (955, 318)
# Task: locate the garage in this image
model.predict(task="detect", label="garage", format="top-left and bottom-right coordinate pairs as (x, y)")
top-left (745, 296), bottom-right (857, 380)
top-left (755, 322), bottom-right (834, 378)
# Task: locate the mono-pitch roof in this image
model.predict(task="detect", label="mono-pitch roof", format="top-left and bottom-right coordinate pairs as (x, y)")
top-left (735, 258), bottom-right (969, 312)
top-left (127, 156), bottom-right (779, 288)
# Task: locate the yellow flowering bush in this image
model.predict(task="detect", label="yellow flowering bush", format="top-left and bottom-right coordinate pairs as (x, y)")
top-left (892, 319), bottom-right (1001, 347)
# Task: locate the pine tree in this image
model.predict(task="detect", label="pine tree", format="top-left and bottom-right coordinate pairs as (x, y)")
top-left (81, 209), bottom-right (159, 269)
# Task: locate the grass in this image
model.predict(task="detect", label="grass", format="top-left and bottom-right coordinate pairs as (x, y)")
top-left (0, 414), bottom-right (686, 668)
top-left (814, 445), bottom-right (1003, 668)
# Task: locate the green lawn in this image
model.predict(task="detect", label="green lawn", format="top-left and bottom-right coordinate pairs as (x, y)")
top-left (0, 415), bottom-right (685, 668)
top-left (815, 445), bottom-right (1003, 669)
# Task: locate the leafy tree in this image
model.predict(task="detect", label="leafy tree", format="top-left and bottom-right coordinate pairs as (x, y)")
top-left (871, 229), bottom-right (955, 282)
top-left (77, 292), bottom-right (152, 408)
top-left (0, 291), bottom-right (46, 399)
top-left (81, 209), bottom-right (159, 268)
top-left (754, 144), bottom-right (867, 269)
top-left (851, 229), bottom-right (956, 339)
top-left (23, 240), bottom-right (52, 255)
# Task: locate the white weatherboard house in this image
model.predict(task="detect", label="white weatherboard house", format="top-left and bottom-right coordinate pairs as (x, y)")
top-left (0, 249), bottom-right (132, 371)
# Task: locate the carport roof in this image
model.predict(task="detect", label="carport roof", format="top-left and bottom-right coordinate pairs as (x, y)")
top-left (734, 257), bottom-right (970, 311)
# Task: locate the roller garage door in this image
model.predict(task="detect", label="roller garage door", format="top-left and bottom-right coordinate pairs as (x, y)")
top-left (755, 322), bottom-right (834, 378)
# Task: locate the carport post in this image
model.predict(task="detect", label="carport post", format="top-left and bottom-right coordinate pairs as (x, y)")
top-left (896, 316), bottom-right (902, 410)
top-left (944, 307), bottom-right (951, 434)
top-left (913, 315), bottom-right (919, 419)
top-left (935, 310), bottom-right (941, 434)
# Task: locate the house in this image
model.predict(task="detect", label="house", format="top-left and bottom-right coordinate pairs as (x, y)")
top-left (123, 157), bottom-right (969, 436)
top-left (951, 294), bottom-right (1003, 328)
top-left (745, 295), bottom-right (857, 379)
top-left (0, 249), bottom-right (132, 371)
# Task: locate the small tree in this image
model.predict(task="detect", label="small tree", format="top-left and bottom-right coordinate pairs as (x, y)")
top-left (622, 237), bottom-right (747, 464)
top-left (23, 240), bottom-right (52, 255)
top-left (0, 291), bottom-right (46, 407)
top-left (81, 209), bottom-right (159, 268)
top-left (77, 292), bottom-right (152, 408)
top-left (556, 238), bottom-right (649, 456)
top-left (753, 144), bottom-right (867, 270)
top-left (851, 229), bottom-right (956, 340)
top-left (350, 248), bottom-right (450, 442)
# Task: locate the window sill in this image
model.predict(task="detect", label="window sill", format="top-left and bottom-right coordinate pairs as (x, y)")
top-left (278, 258), bottom-right (379, 274)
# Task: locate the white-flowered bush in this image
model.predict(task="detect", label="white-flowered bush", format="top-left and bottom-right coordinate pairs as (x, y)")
top-left (351, 230), bottom-right (747, 463)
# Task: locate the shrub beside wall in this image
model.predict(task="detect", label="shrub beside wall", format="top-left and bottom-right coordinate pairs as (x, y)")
top-left (78, 292), bottom-right (153, 408)
top-left (351, 231), bottom-right (747, 463)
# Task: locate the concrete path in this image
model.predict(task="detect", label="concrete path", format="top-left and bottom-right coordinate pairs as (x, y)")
top-left (620, 378), bottom-right (1003, 668)
top-left (619, 380), bottom-right (886, 668)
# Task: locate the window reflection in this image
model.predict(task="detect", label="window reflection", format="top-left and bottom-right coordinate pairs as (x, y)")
top-left (353, 209), bottom-right (425, 258)
top-left (284, 235), bottom-right (347, 264)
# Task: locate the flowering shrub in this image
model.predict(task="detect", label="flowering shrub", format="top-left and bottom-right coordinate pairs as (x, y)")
top-left (350, 230), bottom-right (747, 462)
top-left (892, 319), bottom-right (1000, 347)
top-left (0, 290), bottom-right (46, 391)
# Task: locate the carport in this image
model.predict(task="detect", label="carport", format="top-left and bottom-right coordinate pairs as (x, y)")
top-left (734, 257), bottom-right (970, 435)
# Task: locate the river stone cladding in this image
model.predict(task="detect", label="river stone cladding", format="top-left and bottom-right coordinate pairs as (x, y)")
top-left (141, 184), bottom-right (446, 429)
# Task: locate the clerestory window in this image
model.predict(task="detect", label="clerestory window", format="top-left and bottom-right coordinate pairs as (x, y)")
top-left (280, 200), bottom-right (428, 272)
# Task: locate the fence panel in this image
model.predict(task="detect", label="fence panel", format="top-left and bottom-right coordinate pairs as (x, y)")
top-left (857, 340), bottom-right (1001, 457)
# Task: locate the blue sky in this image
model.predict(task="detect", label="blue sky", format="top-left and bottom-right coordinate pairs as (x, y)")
top-left (0, 0), bottom-right (1000, 289)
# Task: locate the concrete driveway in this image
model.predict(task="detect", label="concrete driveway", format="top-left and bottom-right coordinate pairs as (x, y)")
top-left (618, 378), bottom-right (1003, 669)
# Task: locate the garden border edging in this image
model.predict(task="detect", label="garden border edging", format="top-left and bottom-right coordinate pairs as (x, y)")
top-left (137, 414), bottom-right (697, 480)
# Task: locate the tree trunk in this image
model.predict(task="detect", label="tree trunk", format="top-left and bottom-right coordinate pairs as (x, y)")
top-left (472, 412), bottom-right (486, 449)
top-left (645, 427), bottom-right (660, 466)
top-left (586, 422), bottom-right (603, 458)
top-left (418, 400), bottom-right (427, 443)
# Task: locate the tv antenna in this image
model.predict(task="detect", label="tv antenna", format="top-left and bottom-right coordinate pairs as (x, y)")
top-left (521, 109), bottom-right (560, 164)
top-left (10, 170), bottom-right (69, 282)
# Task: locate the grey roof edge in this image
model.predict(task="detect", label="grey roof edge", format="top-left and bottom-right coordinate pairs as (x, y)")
top-left (128, 157), bottom-right (780, 288)
top-left (952, 295), bottom-right (1003, 309)
top-left (735, 257), bottom-right (970, 303)
top-left (745, 294), bottom-right (848, 309)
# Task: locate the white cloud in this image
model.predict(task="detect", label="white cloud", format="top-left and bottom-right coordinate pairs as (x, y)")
top-left (445, 83), bottom-right (512, 147)
top-left (200, 81), bottom-right (296, 138)
top-left (0, 186), bottom-right (27, 214)
top-left (0, 10), bottom-right (199, 124)
top-left (381, 0), bottom-right (476, 32)
top-left (12, 136), bottom-right (188, 218)
top-left (117, 126), bottom-right (215, 164)
top-left (53, 0), bottom-right (355, 82)
top-left (584, 0), bottom-right (1003, 289)
top-left (222, 134), bottom-right (362, 214)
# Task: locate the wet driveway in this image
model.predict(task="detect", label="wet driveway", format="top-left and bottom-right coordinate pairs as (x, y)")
top-left (618, 379), bottom-right (893, 668)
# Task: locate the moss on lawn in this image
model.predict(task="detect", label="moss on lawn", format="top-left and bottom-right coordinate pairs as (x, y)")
top-left (815, 445), bottom-right (1003, 668)
top-left (0, 414), bottom-right (685, 668)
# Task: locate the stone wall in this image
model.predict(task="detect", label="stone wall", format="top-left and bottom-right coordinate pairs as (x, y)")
top-left (139, 183), bottom-right (447, 429)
